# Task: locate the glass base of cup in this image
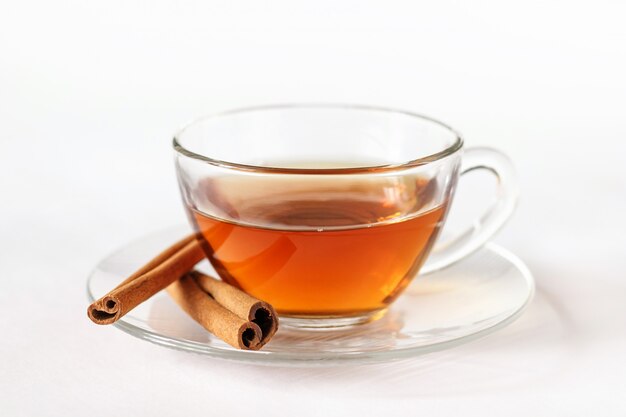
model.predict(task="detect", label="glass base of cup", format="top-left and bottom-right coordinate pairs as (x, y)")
top-left (278, 308), bottom-right (388, 330)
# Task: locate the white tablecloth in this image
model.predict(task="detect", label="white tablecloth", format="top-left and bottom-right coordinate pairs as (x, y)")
top-left (1, 1), bottom-right (625, 415)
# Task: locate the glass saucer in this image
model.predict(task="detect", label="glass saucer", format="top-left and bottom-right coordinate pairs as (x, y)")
top-left (87, 226), bottom-right (534, 366)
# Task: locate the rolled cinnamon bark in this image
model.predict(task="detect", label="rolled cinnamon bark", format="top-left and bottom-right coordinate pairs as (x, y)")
top-left (192, 271), bottom-right (279, 347)
top-left (87, 237), bottom-right (205, 325)
top-left (87, 234), bottom-right (280, 350)
top-left (167, 275), bottom-right (263, 350)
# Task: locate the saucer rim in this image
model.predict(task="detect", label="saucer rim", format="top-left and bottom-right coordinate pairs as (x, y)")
top-left (86, 228), bottom-right (535, 366)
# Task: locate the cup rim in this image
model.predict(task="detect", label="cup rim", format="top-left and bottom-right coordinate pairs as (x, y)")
top-left (172, 103), bottom-right (464, 174)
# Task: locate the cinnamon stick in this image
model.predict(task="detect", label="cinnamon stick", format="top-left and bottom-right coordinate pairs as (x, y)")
top-left (192, 271), bottom-right (279, 348)
top-left (87, 235), bottom-right (280, 350)
top-left (167, 275), bottom-right (262, 350)
top-left (87, 236), bottom-right (205, 325)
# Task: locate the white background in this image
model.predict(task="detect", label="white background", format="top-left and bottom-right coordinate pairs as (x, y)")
top-left (1, 1), bottom-right (625, 416)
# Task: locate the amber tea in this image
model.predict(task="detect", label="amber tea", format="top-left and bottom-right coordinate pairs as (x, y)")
top-left (188, 177), bottom-right (448, 317)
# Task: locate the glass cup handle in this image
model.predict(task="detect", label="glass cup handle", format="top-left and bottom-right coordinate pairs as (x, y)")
top-left (420, 147), bottom-right (519, 275)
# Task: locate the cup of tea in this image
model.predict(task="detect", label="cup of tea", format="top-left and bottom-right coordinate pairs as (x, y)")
top-left (174, 104), bottom-right (517, 328)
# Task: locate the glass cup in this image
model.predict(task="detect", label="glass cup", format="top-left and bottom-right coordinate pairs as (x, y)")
top-left (174, 104), bottom-right (517, 328)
